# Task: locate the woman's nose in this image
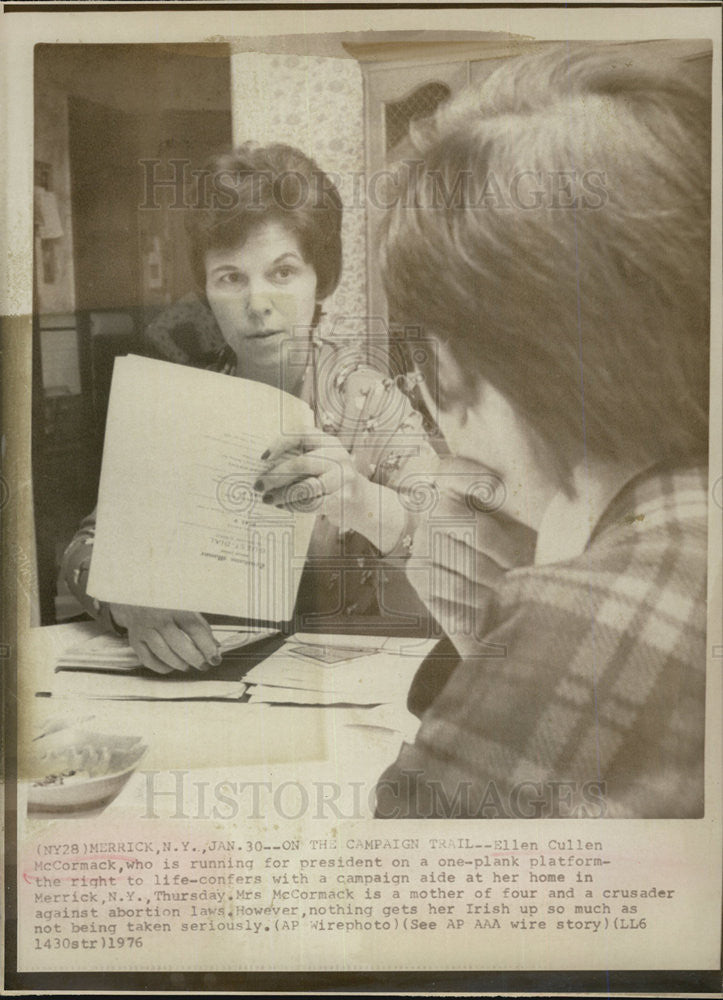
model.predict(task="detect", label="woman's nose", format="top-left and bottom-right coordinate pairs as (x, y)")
top-left (245, 287), bottom-right (274, 319)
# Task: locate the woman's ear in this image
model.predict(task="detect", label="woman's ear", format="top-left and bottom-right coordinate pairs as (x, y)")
top-left (435, 339), bottom-right (474, 413)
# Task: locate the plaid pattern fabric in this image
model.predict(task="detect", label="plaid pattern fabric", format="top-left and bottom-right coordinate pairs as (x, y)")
top-left (376, 462), bottom-right (708, 819)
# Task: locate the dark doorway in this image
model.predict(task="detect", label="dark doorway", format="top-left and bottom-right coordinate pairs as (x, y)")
top-left (33, 44), bottom-right (232, 624)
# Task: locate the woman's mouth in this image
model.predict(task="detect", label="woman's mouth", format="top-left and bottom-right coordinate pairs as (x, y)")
top-left (246, 329), bottom-right (284, 341)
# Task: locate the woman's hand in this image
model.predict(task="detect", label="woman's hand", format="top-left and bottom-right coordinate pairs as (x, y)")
top-left (108, 605), bottom-right (220, 675)
top-left (257, 431), bottom-right (366, 530)
top-left (257, 432), bottom-right (407, 552)
top-left (257, 431), bottom-right (357, 516)
top-left (403, 460), bottom-right (537, 661)
top-left (407, 529), bottom-right (506, 650)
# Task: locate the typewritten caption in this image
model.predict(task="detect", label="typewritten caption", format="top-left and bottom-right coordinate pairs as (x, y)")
top-left (21, 831), bottom-right (677, 969)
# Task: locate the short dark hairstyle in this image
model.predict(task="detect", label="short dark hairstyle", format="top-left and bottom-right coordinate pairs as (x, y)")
top-left (381, 43), bottom-right (712, 488)
top-left (185, 142), bottom-right (343, 300)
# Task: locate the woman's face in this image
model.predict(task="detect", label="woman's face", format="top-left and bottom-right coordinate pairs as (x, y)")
top-left (417, 340), bottom-right (554, 530)
top-left (205, 219), bottom-right (320, 392)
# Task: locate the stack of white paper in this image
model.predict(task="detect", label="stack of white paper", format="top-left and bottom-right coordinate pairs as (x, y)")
top-left (242, 634), bottom-right (437, 706)
top-left (51, 632), bottom-right (436, 709)
top-left (86, 355), bottom-right (317, 620)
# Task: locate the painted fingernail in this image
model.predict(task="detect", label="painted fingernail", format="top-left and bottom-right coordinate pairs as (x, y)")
top-left (254, 479), bottom-right (264, 492)
top-left (262, 493), bottom-right (274, 504)
top-left (260, 449), bottom-right (270, 460)
top-left (210, 654), bottom-right (222, 666)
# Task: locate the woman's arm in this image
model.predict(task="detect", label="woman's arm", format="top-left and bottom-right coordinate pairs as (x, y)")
top-left (60, 511), bottom-right (219, 673)
top-left (61, 509), bottom-right (114, 627)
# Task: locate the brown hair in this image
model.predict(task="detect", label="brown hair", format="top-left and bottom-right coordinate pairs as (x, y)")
top-left (186, 142), bottom-right (343, 301)
top-left (381, 43), bottom-right (712, 488)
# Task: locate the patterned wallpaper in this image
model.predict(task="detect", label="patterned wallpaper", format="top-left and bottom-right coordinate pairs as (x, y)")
top-left (230, 52), bottom-right (367, 334)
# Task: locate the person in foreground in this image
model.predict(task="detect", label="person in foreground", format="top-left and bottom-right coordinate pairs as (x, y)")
top-left (62, 142), bottom-right (437, 672)
top-left (374, 42), bottom-right (711, 819)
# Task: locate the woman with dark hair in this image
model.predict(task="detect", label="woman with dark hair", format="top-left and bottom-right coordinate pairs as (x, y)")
top-left (62, 142), bottom-right (441, 673)
top-left (375, 42), bottom-right (711, 819)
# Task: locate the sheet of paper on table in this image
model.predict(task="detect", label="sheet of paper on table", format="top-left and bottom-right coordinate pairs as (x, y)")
top-left (86, 355), bottom-right (317, 620)
top-left (48, 632), bottom-right (438, 708)
top-left (243, 634), bottom-right (438, 703)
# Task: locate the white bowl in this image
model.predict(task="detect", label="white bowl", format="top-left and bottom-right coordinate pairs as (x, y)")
top-left (26, 729), bottom-right (147, 812)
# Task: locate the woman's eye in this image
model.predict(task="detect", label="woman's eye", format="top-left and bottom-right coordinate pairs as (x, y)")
top-left (272, 266), bottom-right (295, 281)
top-left (218, 272), bottom-right (242, 286)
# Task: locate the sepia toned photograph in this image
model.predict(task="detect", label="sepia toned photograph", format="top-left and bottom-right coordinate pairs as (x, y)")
top-left (2, 3), bottom-right (722, 993)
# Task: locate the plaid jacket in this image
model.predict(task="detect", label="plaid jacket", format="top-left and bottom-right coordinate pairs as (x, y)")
top-left (376, 462), bottom-right (708, 819)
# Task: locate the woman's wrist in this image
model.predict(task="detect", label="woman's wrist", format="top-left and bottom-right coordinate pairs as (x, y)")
top-left (341, 478), bottom-right (408, 554)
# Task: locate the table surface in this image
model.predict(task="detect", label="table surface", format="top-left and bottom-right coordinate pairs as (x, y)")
top-left (19, 621), bottom-right (430, 821)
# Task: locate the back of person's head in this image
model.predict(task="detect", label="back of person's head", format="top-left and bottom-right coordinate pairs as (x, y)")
top-left (186, 142), bottom-right (343, 300)
top-left (381, 42), bottom-right (712, 488)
